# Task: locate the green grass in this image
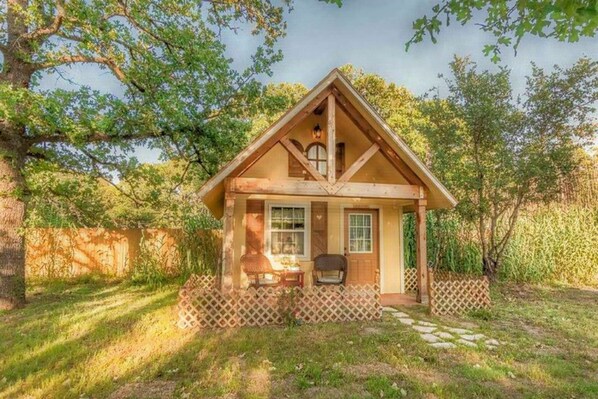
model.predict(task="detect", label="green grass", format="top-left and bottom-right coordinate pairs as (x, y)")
top-left (1, 280), bottom-right (597, 398)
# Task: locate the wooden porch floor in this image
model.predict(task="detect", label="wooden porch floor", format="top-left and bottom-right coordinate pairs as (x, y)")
top-left (380, 293), bottom-right (419, 307)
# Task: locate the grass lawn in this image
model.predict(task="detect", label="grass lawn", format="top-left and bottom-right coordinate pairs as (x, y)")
top-left (1, 279), bottom-right (597, 399)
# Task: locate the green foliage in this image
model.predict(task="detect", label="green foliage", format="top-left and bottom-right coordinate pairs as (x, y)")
top-left (177, 230), bottom-right (222, 281)
top-left (408, 0), bottom-right (598, 62)
top-left (339, 64), bottom-right (430, 158)
top-left (277, 288), bottom-right (301, 327)
top-left (404, 203), bottom-right (598, 285)
top-left (129, 229), bottom-right (221, 288)
top-left (404, 211), bottom-right (482, 275)
top-left (129, 235), bottom-right (171, 288)
top-left (501, 205), bottom-right (598, 285)
top-left (422, 56), bottom-right (598, 277)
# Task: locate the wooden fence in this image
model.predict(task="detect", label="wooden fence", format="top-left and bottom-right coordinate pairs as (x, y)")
top-left (428, 268), bottom-right (491, 315)
top-left (25, 228), bottom-right (221, 278)
top-left (178, 274), bottom-right (382, 329)
top-left (404, 268), bottom-right (417, 292)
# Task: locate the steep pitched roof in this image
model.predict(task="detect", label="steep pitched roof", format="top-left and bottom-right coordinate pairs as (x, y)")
top-left (199, 68), bottom-right (457, 218)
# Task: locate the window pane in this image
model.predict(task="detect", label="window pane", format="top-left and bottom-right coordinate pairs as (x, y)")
top-left (308, 146), bottom-right (317, 158)
top-left (364, 215), bottom-right (371, 226)
top-left (318, 145), bottom-right (325, 158)
top-left (272, 207), bottom-right (282, 222)
top-left (273, 232), bottom-right (303, 255)
top-left (271, 206), bottom-right (306, 255)
top-left (318, 161), bottom-right (327, 175)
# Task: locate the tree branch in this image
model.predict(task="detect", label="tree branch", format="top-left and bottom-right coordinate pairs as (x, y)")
top-left (37, 54), bottom-right (146, 92)
top-left (22, 0), bottom-right (66, 41)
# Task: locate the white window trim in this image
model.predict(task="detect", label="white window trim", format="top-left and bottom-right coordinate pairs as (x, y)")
top-left (265, 201), bottom-right (311, 260)
top-left (347, 212), bottom-right (374, 254)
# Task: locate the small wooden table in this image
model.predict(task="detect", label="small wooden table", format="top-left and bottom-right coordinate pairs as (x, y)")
top-left (278, 270), bottom-right (305, 288)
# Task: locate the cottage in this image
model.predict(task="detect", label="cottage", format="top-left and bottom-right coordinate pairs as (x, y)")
top-left (198, 69), bottom-right (457, 306)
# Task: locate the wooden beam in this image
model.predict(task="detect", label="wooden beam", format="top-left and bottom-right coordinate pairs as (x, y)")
top-left (229, 177), bottom-right (421, 199)
top-left (415, 198), bottom-right (428, 304)
top-left (279, 137), bottom-right (334, 194)
top-left (231, 87), bottom-right (333, 178)
top-left (221, 182), bottom-right (236, 293)
top-left (335, 182), bottom-right (420, 199)
top-left (327, 94), bottom-right (336, 185)
top-left (336, 143), bottom-right (380, 184)
top-left (331, 85), bottom-right (424, 186)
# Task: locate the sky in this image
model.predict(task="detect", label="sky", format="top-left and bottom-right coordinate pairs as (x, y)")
top-left (37, 0), bottom-right (598, 163)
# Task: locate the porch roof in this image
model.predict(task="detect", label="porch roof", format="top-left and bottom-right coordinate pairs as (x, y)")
top-left (199, 69), bottom-right (457, 218)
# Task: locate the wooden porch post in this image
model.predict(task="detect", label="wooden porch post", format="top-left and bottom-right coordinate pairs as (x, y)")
top-left (415, 198), bottom-right (428, 304)
top-left (221, 180), bottom-right (235, 293)
top-left (327, 93), bottom-right (336, 184)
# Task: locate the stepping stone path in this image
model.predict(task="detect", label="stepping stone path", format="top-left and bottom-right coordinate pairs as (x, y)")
top-left (383, 307), bottom-right (503, 350)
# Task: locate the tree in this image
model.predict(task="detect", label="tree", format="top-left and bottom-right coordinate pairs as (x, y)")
top-left (422, 57), bottom-right (598, 278)
top-left (339, 64), bottom-right (431, 158)
top-left (0, 0), bottom-right (304, 309)
top-left (408, 1), bottom-right (598, 62)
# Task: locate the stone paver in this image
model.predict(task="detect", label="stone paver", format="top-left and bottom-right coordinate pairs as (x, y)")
top-left (446, 327), bottom-right (473, 334)
top-left (412, 325), bottom-right (436, 333)
top-left (461, 334), bottom-right (485, 341)
top-left (383, 307), bottom-right (398, 312)
top-left (434, 331), bottom-right (454, 340)
top-left (420, 333), bottom-right (441, 343)
top-left (397, 318), bottom-right (414, 325)
top-left (456, 339), bottom-right (478, 348)
top-left (392, 310), bottom-right (504, 351)
top-left (430, 342), bottom-right (457, 349)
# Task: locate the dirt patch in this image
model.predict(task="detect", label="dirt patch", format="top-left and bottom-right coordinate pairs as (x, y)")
top-left (109, 381), bottom-right (176, 399)
top-left (345, 362), bottom-right (399, 378)
top-left (244, 367), bottom-right (271, 396)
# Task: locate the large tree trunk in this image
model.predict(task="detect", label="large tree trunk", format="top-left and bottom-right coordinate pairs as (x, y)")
top-left (1, 1), bottom-right (34, 309)
top-left (0, 132), bottom-right (27, 309)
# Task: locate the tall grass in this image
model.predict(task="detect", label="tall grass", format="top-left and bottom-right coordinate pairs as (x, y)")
top-left (501, 205), bottom-right (598, 285)
top-left (177, 229), bottom-right (222, 281)
top-left (404, 211), bottom-right (482, 274)
top-left (129, 229), bottom-right (222, 288)
top-left (404, 205), bottom-right (598, 286)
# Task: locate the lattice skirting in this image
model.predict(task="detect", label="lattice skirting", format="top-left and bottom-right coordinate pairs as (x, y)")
top-left (429, 269), bottom-right (491, 315)
top-left (178, 276), bottom-right (382, 329)
top-left (404, 268), bottom-right (417, 292)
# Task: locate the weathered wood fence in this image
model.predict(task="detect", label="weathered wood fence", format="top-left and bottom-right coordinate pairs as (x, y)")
top-left (178, 274), bottom-right (382, 329)
top-left (25, 228), bottom-right (221, 278)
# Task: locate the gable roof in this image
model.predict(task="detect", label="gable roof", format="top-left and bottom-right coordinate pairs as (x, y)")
top-left (199, 68), bottom-right (457, 218)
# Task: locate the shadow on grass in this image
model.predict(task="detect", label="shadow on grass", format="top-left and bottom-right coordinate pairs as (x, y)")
top-left (1, 281), bottom-right (597, 398)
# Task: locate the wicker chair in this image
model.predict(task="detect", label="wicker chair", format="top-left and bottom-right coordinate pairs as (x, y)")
top-left (241, 253), bottom-right (281, 288)
top-left (313, 254), bottom-right (348, 286)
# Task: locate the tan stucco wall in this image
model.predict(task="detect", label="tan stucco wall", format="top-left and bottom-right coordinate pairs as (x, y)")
top-left (230, 195), bottom-right (405, 294)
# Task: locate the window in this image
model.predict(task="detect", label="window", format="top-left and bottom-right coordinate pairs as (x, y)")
top-left (306, 143), bottom-right (327, 176)
top-left (348, 213), bottom-right (372, 253)
top-left (270, 206), bottom-right (306, 256)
